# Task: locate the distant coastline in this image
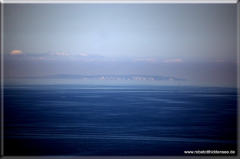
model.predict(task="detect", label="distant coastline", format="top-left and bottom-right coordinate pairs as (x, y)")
top-left (6, 74), bottom-right (187, 81)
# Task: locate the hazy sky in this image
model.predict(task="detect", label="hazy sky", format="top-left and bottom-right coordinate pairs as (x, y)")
top-left (4, 3), bottom-right (237, 85)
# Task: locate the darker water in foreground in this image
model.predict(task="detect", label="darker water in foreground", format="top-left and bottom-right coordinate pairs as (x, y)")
top-left (4, 85), bottom-right (238, 156)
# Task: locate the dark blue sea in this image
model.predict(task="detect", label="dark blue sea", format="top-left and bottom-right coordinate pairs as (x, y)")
top-left (4, 83), bottom-right (238, 156)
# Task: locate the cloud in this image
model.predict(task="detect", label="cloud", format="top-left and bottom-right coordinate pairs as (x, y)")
top-left (51, 52), bottom-right (70, 56)
top-left (76, 53), bottom-right (104, 60)
top-left (164, 59), bottom-right (183, 63)
top-left (102, 59), bottom-right (116, 62)
top-left (6, 51), bottom-right (72, 61)
top-left (133, 59), bottom-right (144, 61)
top-left (9, 51), bottom-right (71, 57)
top-left (133, 58), bottom-right (157, 63)
top-left (145, 58), bottom-right (156, 63)
top-left (9, 50), bottom-right (23, 55)
top-left (7, 51), bottom-right (106, 62)
top-left (78, 53), bottom-right (88, 57)
top-left (29, 57), bottom-right (47, 60)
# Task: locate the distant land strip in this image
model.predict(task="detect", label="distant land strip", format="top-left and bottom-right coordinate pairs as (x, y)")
top-left (16, 74), bottom-right (187, 81)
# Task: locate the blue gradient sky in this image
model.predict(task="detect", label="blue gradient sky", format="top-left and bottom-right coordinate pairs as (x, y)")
top-left (3, 3), bottom-right (237, 86)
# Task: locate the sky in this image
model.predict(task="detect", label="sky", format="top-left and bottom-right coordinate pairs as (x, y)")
top-left (3, 3), bottom-right (238, 86)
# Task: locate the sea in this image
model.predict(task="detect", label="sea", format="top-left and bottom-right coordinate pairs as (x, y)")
top-left (3, 79), bottom-right (238, 156)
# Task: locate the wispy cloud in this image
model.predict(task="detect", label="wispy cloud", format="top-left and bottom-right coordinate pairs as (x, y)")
top-left (133, 59), bottom-right (144, 61)
top-left (6, 51), bottom-right (72, 61)
top-left (133, 58), bottom-right (157, 63)
top-left (102, 59), bottom-right (116, 62)
top-left (51, 52), bottom-right (70, 56)
top-left (9, 50), bottom-right (23, 55)
top-left (145, 58), bottom-right (157, 63)
top-left (76, 53), bottom-right (104, 60)
top-left (164, 59), bottom-right (183, 63)
top-left (78, 53), bottom-right (88, 57)
top-left (8, 51), bottom-right (71, 57)
top-left (28, 57), bottom-right (47, 61)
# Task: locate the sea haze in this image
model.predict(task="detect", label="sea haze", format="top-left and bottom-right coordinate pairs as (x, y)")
top-left (4, 82), bottom-right (237, 156)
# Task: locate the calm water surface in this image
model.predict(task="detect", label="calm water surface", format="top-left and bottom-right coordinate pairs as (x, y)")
top-left (4, 83), bottom-right (238, 156)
